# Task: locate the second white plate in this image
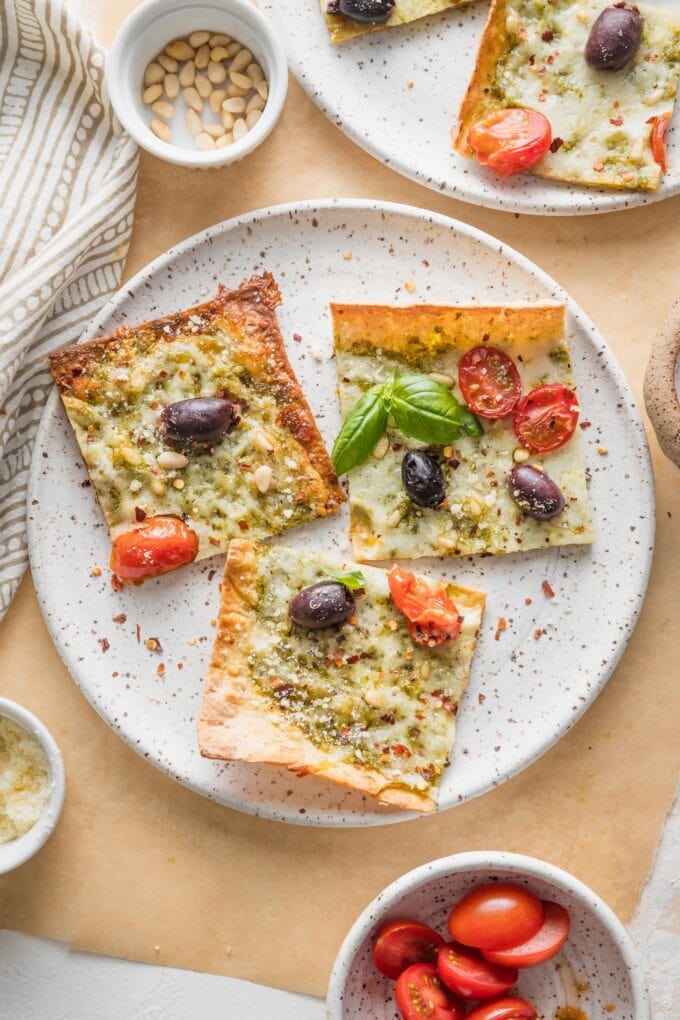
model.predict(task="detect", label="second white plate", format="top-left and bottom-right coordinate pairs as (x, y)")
top-left (28, 199), bottom-right (653, 826)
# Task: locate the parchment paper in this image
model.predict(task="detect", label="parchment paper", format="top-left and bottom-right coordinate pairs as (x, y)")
top-left (0, 0), bottom-right (679, 998)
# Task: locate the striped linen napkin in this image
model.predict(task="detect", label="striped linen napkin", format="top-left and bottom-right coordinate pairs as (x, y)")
top-left (0, 0), bottom-right (138, 617)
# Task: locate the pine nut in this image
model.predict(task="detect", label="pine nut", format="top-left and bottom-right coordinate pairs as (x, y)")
top-left (251, 430), bottom-right (276, 454)
top-left (179, 60), bottom-right (195, 87)
top-left (220, 109), bottom-right (235, 130)
top-left (428, 372), bottom-right (454, 387)
top-left (209, 33), bottom-right (231, 47)
top-left (208, 61), bottom-right (227, 84)
top-left (158, 451), bottom-right (188, 470)
top-left (247, 63), bottom-right (264, 84)
top-left (143, 83), bottom-right (163, 104)
top-left (230, 71), bottom-right (253, 89)
top-left (256, 80), bottom-right (268, 101)
top-left (466, 497), bottom-right (482, 517)
top-left (149, 118), bottom-right (171, 142)
top-left (164, 73), bottom-right (179, 99)
top-left (203, 122), bottom-right (224, 138)
top-left (513, 447), bottom-right (530, 463)
top-left (194, 44), bottom-right (210, 69)
top-left (246, 93), bottom-right (265, 114)
top-left (227, 82), bottom-right (248, 98)
top-left (254, 465), bottom-right (273, 493)
top-left (210, 89), bottom-right (227, 114)
top-left (188, 30), bottom-right (211, 48)
top-left (436, 535), bottom-right (458, 550)
top-left (121, 446), bottom-right (142, 466)
top-left (185, 107), bottom-right (202, 136)
top-left (195, 132), bottom-right (216, 150)
top-left (144, 61), bottom-right (165, 85)
top-left (373, 434), bottom-right (389, 459)
top-left (420, 661), bottom-right (431, 680)
top-left (216, 133), bottom-right (233, 148)
top-left (151, 99), bottom-right (174, 120)
top-left (195, 74), bottom-right (212, 98)
top-left (172, 478), bottom-right (185, 490)
top-left (387, 509), bottom-right (403, 528)
top-left (165, 40), bottom-right (195, 61)
top-left (223, 96), bottom-right (245, 113)
top-left (233, 118), bottom-right (248, 141)
top-left (246, 110), bottom-right (261, 129)
top-left (157, 54), bottom-right (178, 73)
top-left (184, 86), bottom-right (203, 112)
top-left (210, 46), bottom-right (230, 62)
top-left (151, 479), bottom-right (167, 496)
top-left (230, 48), bottom-right (252, 73)
top-left (226, 41), bottom-right (242, 57)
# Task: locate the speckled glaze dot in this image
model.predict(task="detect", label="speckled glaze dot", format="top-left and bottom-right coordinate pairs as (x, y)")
top-left (327, 853), bottom-right (651, 1019)
top-left (261, 2), bottom-right (680, 217)
top-left (27, 200), bottom-right (654, 827)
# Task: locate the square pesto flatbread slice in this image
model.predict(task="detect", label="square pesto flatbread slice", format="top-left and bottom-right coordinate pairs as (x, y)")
top-left (332, 301), bottom-right (593, 562)
top-left (198, 540), bottom-right (486, 813)
top-left (455, 0), bottom-right (680, 191)
top-left (321, 0), bottom-right (474, 44)
top-left (50, 274), bottom-right (344, 577)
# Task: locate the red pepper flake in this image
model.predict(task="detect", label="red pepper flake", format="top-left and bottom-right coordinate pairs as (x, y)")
top-left (533, 628), bottom-right (544, 640)
top-left (99, 637), bottom-right (110, 653)
top-left (112, 671), bottom-right (119, 678)
top-left (208, 536), bottom-right (221, 547)
top-left (416, 763), bottom-right (435, 780)
top-left (157, 663), bottom-right (166, 677)
top-left (580, 421), bottom-right (592, 429)
top-left (610, 116), bottom-right (624, 126)
top-left (392, 744), bottom-right (412, 758)
top-left (525, 597), bottom-right (533, 606)
top-left (237, 519), bottom-right (249, 531)
top-left (134, 506), bottom-right (147, 522)
top-left (542, 580), bottom-right (556, 598)
top-left (478, 693), bottom-right (486, 704)
top-left (541, 29), bottom-right (554, 41)
top-left (91, 566), bottom-right (102, 577)
top-left (549, 137), bottom-right (564, 153)
top-left (136, 624), bottom-right (141, 643)
top-left (177, 662), bottom-right (183, 670)
top-left (495, 617), bottom-right (507, 641)
top-left (345, 654), bottom-right (360, 665)
top-left (593, 162), bottom-right (605, 172)
top-left (112, 613), bottom-right (127, 624)
top-left (292, 332), bottom-right (302, 342)
top-left (111, 573), bottom-right (124, 592)
top-left (207, 570), bottom-right (217, 582)
top-left (145, 637), bottom-right (162, 652)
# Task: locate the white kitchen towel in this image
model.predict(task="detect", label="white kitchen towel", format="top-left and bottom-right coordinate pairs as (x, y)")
top-left (0, 0), bottom-right (138, 617)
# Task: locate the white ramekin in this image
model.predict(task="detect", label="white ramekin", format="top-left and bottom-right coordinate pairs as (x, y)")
top-left (0, 698), bottom-right (65, 875)
top-left (107, 0), bottom-right (288, 169)
top-left (327, 851), bottom-right (651, 1020)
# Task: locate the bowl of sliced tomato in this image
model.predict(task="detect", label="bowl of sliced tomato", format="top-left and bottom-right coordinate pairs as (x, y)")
top-left (326, 852), bottom-right (650, 1020)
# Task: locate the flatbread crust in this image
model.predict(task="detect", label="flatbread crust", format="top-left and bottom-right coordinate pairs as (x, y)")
top-left (198, 540), bottom-right (486, 813)
top-left (321, 0), bottom-right (472, 44)
top-left (50, 274), bottom-right (345, 564)
top-left (331, 301), bottom-right (594, 562)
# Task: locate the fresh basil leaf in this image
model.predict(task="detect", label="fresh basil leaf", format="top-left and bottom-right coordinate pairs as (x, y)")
top-left (390, 373), bottom-right (482, 442)
top-left (331, 383), bottom-right (389, 475)
top-left (322, 568), bottom-right (366, 591)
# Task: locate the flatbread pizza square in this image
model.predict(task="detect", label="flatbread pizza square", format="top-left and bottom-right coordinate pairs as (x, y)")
top-left (332, 301), bottom-right (593, 562)
top-left (50, 274), bottom-right (344, 577)
top-left (455, 0), bottom-right (680, 191)
top-left (198, 540), bottom-right (486, 813)
top-left (321, 0), bottom-right (474, 45)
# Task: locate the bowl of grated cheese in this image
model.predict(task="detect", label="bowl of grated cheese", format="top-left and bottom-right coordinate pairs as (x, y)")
top-left (0, 698), bottom-right (65, 875)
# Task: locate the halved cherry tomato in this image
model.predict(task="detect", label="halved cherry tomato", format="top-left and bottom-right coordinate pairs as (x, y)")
top-left (513, 383), bottom-right (579, 454)
top-left (467, 108), bottom-right (552, 178)
top-left (388, 566), bottom-right (463, 648)
top-left (110, 515), bottom-right (199, 580)
top-left (395, 963), bottom-right (465, 1020)
top-left (482, 900), bottom-right (570, 969)
top-left (465, 996), bottom-right (537, 1020)
top-left (650, 112), bottom-right (672, 174)
top-left (458, 346), bottom-right (521, 419)
top-left (373, 919), bottom-right (445, 979)
top-left (437, 942), bottom-right (518, 1000)
top-left (448, 884), bottom-right (544, 951)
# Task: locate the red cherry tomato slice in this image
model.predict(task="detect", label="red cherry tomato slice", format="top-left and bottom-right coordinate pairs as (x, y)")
top-left (482, 901), bottom-right (570, 969)
top-left (650, 112), bottom-right (671, 174)
top-left (373, 919), bottom-right (445, 979)
top-left (437, 942), bottom-right (518, 1000)
top-left (467, 108), bottom-right (552, 177)
top-left (458, 346), bottom-right (521, 419)
top-left (448, 883), bottom-right (544, 951)
top-left (465, 996), bottom-right (537, 1020)
top-left (513, 383), bottom-right (579, 454)
top-left (395, 964), bottom-right (465, 1020)
top-left (389, 566), bottom-right (463, 648)
top-left (110, 516), bottom-right (199, 580)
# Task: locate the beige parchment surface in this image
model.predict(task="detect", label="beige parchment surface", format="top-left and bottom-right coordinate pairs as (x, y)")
top-left (0, 0), bottom-right (679, 998)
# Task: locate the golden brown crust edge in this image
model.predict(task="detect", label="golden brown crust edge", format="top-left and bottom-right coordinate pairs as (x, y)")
top-left (197, 540), bottom-right (437, 813)
top-left (453, 0), bottom-right (510, 157)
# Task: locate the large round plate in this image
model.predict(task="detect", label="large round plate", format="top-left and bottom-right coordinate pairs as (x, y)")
top-left (28, 200), bottom-right (653, 826)
top-left (262, 0), bottom-right (680, 216)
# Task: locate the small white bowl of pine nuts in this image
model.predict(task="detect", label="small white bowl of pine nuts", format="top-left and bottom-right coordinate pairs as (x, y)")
top-left (107, 0), bottom-right (287, 168)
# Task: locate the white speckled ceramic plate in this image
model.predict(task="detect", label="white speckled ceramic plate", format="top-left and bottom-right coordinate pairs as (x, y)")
top-left (326, 852), bottom-right (651, 1018)
top-left (261, 0), bottom-right (680, 216)
top-left (28, 200), bottom-right (653, 826)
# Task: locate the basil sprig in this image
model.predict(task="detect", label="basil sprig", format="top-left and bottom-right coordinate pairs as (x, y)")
top-left (323, 567), bottom-right (366, 590)
top-left (331, 372), bottom-right (481, 475)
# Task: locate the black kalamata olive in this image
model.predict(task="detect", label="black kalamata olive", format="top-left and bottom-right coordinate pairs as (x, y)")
top-left (336, 0), bottom-right (395, 24)
top-left (162, 397), bottom-right (237, 444)
top-left (289, 582), bottom-right (355, 630)
top-left (508, 463), bottom-right (565, 521)
top-left (402, 450), bottom-right (447, 509)
top-left (585, 4), bottom-right (643, 71)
